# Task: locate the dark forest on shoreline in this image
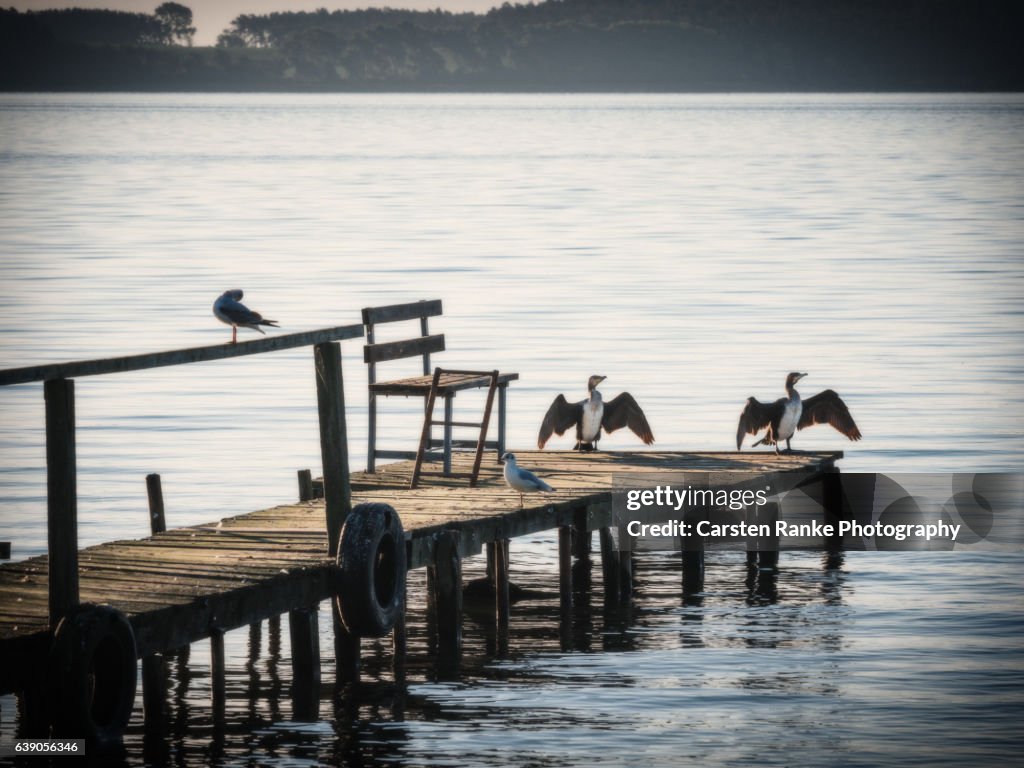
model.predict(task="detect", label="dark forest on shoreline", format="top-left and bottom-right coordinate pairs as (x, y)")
top-left (2, 1), bottom-right (1022, 92)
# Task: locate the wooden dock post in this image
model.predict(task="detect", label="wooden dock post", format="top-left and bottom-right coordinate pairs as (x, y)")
top-left (210, 628), bottom-right (226, 723)
top-left (572, 508), bottom-right (592, 559)
top-left (429, 530), bottom-right (462, 669)
top-left (822, 470), bottom-right (844, 553)
top-left (598, 527), bottom-right (619, 604)
top-left (314, 342), bottom-right (352, 557)
top-left (333, 603), bottom-right (360, 684)
top-left (288, 607), bottom-right (320, 720)
top-left (145, 473), bottom-right (166, 534)
top-left (682, 501), bottom-right (706, 593)
top-left (141, 654), bottom-right (166, 732)
top-left (297, 469), bottom-right (314, 503)
top-left (142, 473), bottom-right (168, 731)
top-left (0, 542), bottom-right (9, 560)
top-left (758, 502), bottom-right (780, 571)
top-left (44, 378), bottom-right (79, 625)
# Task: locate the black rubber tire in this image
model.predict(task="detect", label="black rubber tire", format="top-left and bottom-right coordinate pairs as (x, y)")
top-left (47, 603), bottom-right (137, 747)
top-left (336, 502), bottom-right (406, 637)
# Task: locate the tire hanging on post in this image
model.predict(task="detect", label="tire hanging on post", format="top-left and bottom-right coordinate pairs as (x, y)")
top-left (47, 603), bottom-right (137, 747)
top-left (336, 502), bottom-right (407, 637)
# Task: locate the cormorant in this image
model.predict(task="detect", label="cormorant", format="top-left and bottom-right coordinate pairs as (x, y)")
top-left (538, 375), bottom-right (654, 451)
top-left (502, 452), bottom-right (554, 507)
top-left (213, 289), bottom-right (279, 344)
top-left (736, 372), bottom-right (861, 454)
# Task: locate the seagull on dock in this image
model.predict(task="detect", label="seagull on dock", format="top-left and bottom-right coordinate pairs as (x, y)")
top-left (213, 289), bottom-right (279, 344)
top-left (502, 453), bottom-right (554, 508)
top-left (736, 372), bottom-right (861, 454)
top-left (538, 375), bottom-right (654, 451)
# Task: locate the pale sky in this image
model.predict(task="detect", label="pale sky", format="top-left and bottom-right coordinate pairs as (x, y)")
top-left (11, 0), bottom-right (502, 46)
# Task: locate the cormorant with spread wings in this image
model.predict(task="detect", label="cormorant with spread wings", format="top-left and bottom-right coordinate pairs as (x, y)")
top-left (538, 375), bottom-right (654, 451)
top-left (736, 372), bottom-right (861, 454)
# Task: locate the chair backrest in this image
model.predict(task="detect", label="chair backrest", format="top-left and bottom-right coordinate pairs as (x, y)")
top-left (362, 299), bottom-right (446, 384)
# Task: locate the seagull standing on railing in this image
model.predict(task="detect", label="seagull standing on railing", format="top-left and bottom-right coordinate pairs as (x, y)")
top-left (502, 453), bottom-right (554, 508)
top-left (213, 289), bottom-right (279, 344)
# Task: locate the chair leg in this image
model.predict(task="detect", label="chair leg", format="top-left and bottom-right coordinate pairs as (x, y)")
top-left (497, 384), bottom-right (508, 460)
top-left (443, 394), bottom-right (454, 475)
top-left (368, 392), bottom-right (377, 473)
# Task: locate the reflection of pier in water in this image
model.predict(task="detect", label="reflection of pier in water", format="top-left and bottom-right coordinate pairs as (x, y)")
top-left (103, 542), bottom-right (855, 765)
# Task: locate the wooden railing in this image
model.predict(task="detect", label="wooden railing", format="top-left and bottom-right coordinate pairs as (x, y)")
top-left (0, 324), bottom-right (365, 625)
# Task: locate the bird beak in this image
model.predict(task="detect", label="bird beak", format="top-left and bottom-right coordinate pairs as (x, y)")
top-left (798, 372), bottom-right (808, 381)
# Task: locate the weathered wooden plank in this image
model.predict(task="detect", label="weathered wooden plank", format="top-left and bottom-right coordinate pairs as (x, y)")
top-left (362, 299), bottom-right (443, 326)
top-left (0, 324), bottom-right (364, 386)
top-left (364, 334), bottom-right (446, 365)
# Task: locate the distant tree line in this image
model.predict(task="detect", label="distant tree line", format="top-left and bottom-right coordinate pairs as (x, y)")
top-left (2, 0), bottom-right (1022, 91)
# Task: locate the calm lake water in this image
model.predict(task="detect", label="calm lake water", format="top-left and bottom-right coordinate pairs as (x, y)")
top-left (0, 93), bottom-right (1022, 765)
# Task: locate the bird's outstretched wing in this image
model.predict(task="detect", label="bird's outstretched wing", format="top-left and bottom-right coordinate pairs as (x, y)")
top-left (538, 395), bottom-right (582, 449)
top-left (602, 392), bottom-right (655, 445)
top-left (798, 390), bottom-right (862, 440)
top-left (736, 397), bottom-right (776, 449)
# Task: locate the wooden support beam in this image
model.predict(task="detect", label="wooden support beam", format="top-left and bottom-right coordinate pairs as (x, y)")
top-left (314, 342), bottom-right (352, 557)
top-left (430, 530), bottom-right (461, 664)
top-left (0, 324), bottom-right (364, 386)
top-left (297, 469), bottom-right (314, 503)
top-left (146, 473), bottom-right (166, 534)
top-left (822, 470), bottom-right (844, 552)
top-left (141, 653), bottom-right (166, 732)
top-left (572, 508), bottom-right (592, 559)
top-left (44, 378), bottom-right (78, 625)
top-left (599, 527), bottom-right (619, 604)
top-left (682, 501), bottom-right (706, 593)
top-left (758, 502), bottom-right (780, 571)
top-left (288, 607), bottom-right (320, 720)
top-left (332, 601), bottom-right (360, 684)
top-left (210, 628), bottom-right (226, 723)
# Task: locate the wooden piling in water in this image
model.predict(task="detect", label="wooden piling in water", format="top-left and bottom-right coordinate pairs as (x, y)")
top-left (682, 501), bottom-right (706, 593)
top-left (599, 527), bottom-right (619, 603)
top-left (210, 628), bottom-right (226, 722)
top-left (288, 607), bottom-right (320, 720)
top-left (0, 542), bottom-right (9, 560)
top-left (430, 530), bottom-right (462, 664)
top-left (44, 378), bottom-right (78, 625)
top-left (142, 472), bottom-right (167, 730)
top-left (141, 654), bottom-right (166, 731)
top-left (758, 502), bottom-right (780, 571)
top-left (333, 603), bottom-right (360, 684)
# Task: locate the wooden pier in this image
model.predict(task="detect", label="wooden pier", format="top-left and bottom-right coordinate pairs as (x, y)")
top-left (0, 320), bottom-right (846, 747)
